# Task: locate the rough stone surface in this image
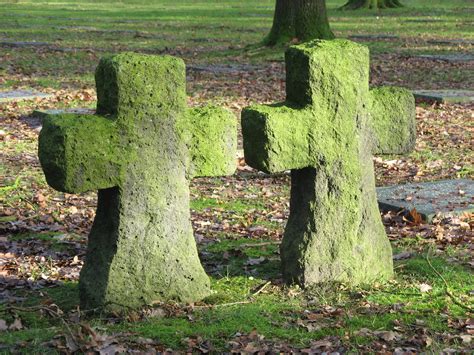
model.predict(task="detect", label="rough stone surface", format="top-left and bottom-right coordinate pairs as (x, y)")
top-left (0, 89), bottom-right (53, 102)
top-left (370, 86), bottom-right (416, 154)
top-left (242, 39), bottom-right (416, 287)
top-left (413, 90), bottom-right (474, 104)
top-left (38, 52), bottom-right (237, 312)
top-left (377, 179), bottom-right (474, 222)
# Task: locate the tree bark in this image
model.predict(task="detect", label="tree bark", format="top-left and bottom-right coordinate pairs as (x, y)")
top-left (340, 0), bottom-right (403, 10)
top-left (265, 0), bottom-right (334, 46)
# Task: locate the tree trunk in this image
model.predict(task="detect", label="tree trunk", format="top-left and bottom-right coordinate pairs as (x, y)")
top-left (265, 0), bottom-right (334, 46)
top-left (340, 0), bottom-right (403, 10)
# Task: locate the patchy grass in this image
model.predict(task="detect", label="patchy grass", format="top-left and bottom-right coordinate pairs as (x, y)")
top-left (0, 0), bottom-right (473, 90)
top-left (1, 253), bottom-right (472, 352)
top-left (1, 0), bottom-right (473, 353)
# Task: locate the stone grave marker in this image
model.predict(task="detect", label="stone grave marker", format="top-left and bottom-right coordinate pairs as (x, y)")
top-left (0, 89), bottom-right (53, 103)
top-left (416, 54), bottom-right (474, 63)
top-left (377, 179), bottom-right (474, 222)
top-left (428, 39), bottom-right (474, 46)
top-left (413, 90), bottom-right (474, 104)
top-left (349, 34), bottom-right (399, 40)
top-left (242, 39), bottom-right (416, 287)
top-left (38, 52), bottom-right (237, 312)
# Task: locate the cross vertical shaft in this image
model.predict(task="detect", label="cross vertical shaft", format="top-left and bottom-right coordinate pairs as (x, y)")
top-left (242, 39), bottom-right (415, 286)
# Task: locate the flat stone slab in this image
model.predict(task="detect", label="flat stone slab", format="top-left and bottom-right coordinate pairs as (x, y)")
top-left (416, 54), bottom-right (474, 63)
top-left (0, 90), bottom-right (53, 103)
top-left (21, 108), bottom-right (93, 131)
top-left (413, 90), bottom-right (474, 104)
top-left (0, 41), bottom-right (50, 48)
top-left (377, 179), bottom-right (474, 222)
top-left (349, 34), bottom-right (399, 40)
top-left (32, 108), bottom-right (95, 118)
top-left (428, 39), bottom-right (474, 46)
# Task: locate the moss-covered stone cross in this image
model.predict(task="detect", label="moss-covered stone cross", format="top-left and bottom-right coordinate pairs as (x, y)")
top-left (39, 53), bottom-right (236, 312)
top-left (242, 40), bottom-right (415, 287)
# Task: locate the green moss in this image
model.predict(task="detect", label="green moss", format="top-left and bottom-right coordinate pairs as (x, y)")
top-left (185, 106), bottom-right (237, 177)
top-left (286, 39), bottom-right (370, 107)
top-left (96, 52), bottom-right (187, 117)
top-left (241, 39), bottom-right (416, 288)
top-left (38, 113), bottom-right (122, 193)
top-left (369, 86), bottom-right (416, 154)
top-left (38, 53), bottom-right (237, 312)
top-left (2, 253), bottom-right (472, 351)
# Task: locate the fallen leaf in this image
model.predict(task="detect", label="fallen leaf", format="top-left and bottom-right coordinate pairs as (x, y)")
top-left (310, 339), bottom-right (332, 348)
top-left (408, 208), bottom-right (424, 225)
top-left (393, 251), bottom-right (413, 260)
top-left (375, 330), bottom-right (399, 342)
top-left (418, 283), bottom-right (433, 293)
top-left (8, 318), bottom-right (23, 331)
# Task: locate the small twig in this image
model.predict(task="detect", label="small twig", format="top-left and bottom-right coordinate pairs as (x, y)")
top-left (239, 241), bottom-right (281, 249)
top-left (425, 252), bottom-right (473, 313)
top-left (252, 281), bottom-right (272, 297)
top-left (193, 300), bottom-right (252, 309)
top-left (195, 281), bottom-right (273, 309)
top-left (5, 304), bottom-right (80, 347)
top-left (214, 300), bottom-right (253, 308)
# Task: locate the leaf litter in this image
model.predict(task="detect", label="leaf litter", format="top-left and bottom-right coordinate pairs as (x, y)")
top-left (1, 39), bottom-right (473, 354)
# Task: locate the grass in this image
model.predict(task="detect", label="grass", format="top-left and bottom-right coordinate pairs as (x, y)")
top-left (1, 0), bottom-right (473, 90)
top-left (1, 0), bottom-right (473, 352)
top-left (1, 253), bottom-right (472, 352)
top-left (191, 197), bottom-right (265, 213)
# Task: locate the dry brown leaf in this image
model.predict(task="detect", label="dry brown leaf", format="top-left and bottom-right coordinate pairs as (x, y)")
top-left (8, 318), bottom-right (23, 331)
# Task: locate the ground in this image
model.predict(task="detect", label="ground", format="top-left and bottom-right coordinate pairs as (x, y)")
top-left (0, 0), bottom-right (473, 353)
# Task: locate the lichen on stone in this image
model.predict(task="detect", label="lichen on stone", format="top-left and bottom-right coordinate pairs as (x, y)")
top-left (369, 86), bottom-right (416, 154)
top-left (184, 105), bottom-right (237, 178)
top-left (38, 52), bottom-right (237, 313)
top-left (242, 39), bottom-right (415, 287)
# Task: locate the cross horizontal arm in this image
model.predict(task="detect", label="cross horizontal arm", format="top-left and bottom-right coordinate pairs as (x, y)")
top-left (39, 114), bottom-right (123, 193)
top-left (242, 104), bottom-right (320, 174)
top-left (369, 86), bottom-right (416, 155)
top-left (184, 106), bottom-right (237, 178)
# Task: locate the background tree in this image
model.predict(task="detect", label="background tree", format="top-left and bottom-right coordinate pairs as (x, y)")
top-left (340, 0), bottom-right (403, 10)
top-left (265, 0), bottom-right (334, 46)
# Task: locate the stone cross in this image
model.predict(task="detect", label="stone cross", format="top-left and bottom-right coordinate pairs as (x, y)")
top-left (39, 53), bottom-right (236, 312)
top-left (242, 39), bottom-right (415, 287)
